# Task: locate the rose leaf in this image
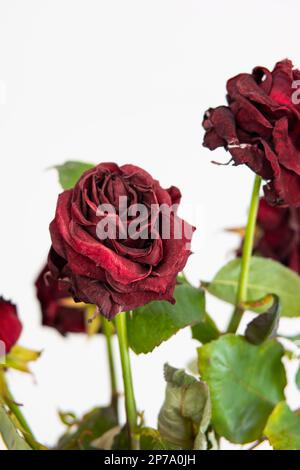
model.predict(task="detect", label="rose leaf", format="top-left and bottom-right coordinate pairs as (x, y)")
top-left (0, 405), bottom-right (32, 450)
top-left (191, 312), bottom-right (220, 344)
top-left (157, 364), bottom-right (211, 450)
top-left (264, 402), bottom-right (300, 450)
top-left (56, 406), bottom-right (118, 450)
top-left (198, 334), bottom-right (286, 444)
top-left (54, 161), bottom-right (94, 190)
top-left (245, 295), bottom-right (280, 345)
top-left (139, 427), bottom-right (170, 450)
top-left (127, 283), bottom-right (205, 354)
top-left (205, 256), bottom-right (300, 317)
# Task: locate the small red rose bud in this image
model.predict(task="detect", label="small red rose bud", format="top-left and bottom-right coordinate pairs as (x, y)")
top-left (0, 298), bottom-right (22, 353)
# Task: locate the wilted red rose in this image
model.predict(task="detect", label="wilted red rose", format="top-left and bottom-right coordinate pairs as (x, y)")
top-left (48, 163), bottom-right (194, 318)
top-left (202, 59), bottom-right (300, 207)
top-left (0, 298), bottom-right (22, 353)
top-left (35, 265), bottom-right (88, 335)
top-left (253, 198), bottom-right (300, 273)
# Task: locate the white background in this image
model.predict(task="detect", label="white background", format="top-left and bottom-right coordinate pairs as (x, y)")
top-left (0, 0), bottom-right (300, 450)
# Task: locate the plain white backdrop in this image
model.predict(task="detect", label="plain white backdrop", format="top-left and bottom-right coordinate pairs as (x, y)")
top-left (0, 0), bottom-right (300, 449)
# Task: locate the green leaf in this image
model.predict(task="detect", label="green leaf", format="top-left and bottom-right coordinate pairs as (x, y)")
top-left (56, 406), bottom-right (117, 450)
top-left (158, 364), bottom-right (211, 450)
top-left (91, 426), bottom-right (121, 450)
top-left (205, 256), bottom-right (300, 317)
top-left (140, 428), bottom-right (169, 450)
top-left (0, 405), bottom-right (32, 450)
top-left (245, 295), bottom-right (280, 345)
top-left (54, 161), bottom-right (94, 190)
top-left (198, 335), bottom-right (286, 444)
top-left (127, 284), bottom-right (206, 354)
top-left (191, 312), bottom-right (220, 344)
top-left (264, 402), bottom-right (300, 450)
top-left (111, 426), bottom-right (130, 450)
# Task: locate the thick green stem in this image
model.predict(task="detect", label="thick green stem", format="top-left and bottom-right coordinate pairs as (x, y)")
top-left (115, 312), bottom-right (139, 450)
top-left (227, 175), bottom-right (262, 333)
top-left (102, 317), bottom-right (118, 418)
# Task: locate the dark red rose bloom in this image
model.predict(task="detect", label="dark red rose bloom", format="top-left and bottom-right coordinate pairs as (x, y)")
top-left (0, 298), bottom-right (22, 353)
top-left (48, 163), bottom-right (194, 318)
top-left (253, 198), bottom-right (300, 273)
top-left (35, 265), bottom-right (87, 335)
top-left (202, 59), bottom-right (300, 207)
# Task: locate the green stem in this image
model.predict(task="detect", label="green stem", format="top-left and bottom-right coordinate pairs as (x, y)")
top-left (247, 437), bottom-right (265, 450)
top-left (102, 317), bottom-right (118, 418)
top-left (2, 376), bottom-right (38, 449)
top-left (115, 312), bottom-right (139, 450)
top-left (227, 175), bottom-right (262, 333)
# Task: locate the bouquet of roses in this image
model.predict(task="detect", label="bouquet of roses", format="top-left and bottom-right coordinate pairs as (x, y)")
top-left (1, 59), bottom-right (300, 451)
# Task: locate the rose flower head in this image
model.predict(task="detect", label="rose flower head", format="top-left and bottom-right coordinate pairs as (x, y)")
top-left (0, 298), bottom-right (22, 353)
top-left (245, 198), bottom-right (300, 273)
top-left (202, 59), bottom-right (300, 207)
top-left (35, 264), bottom-right (90, 335)
top-left (48, 163), bottom-right (194, 318)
